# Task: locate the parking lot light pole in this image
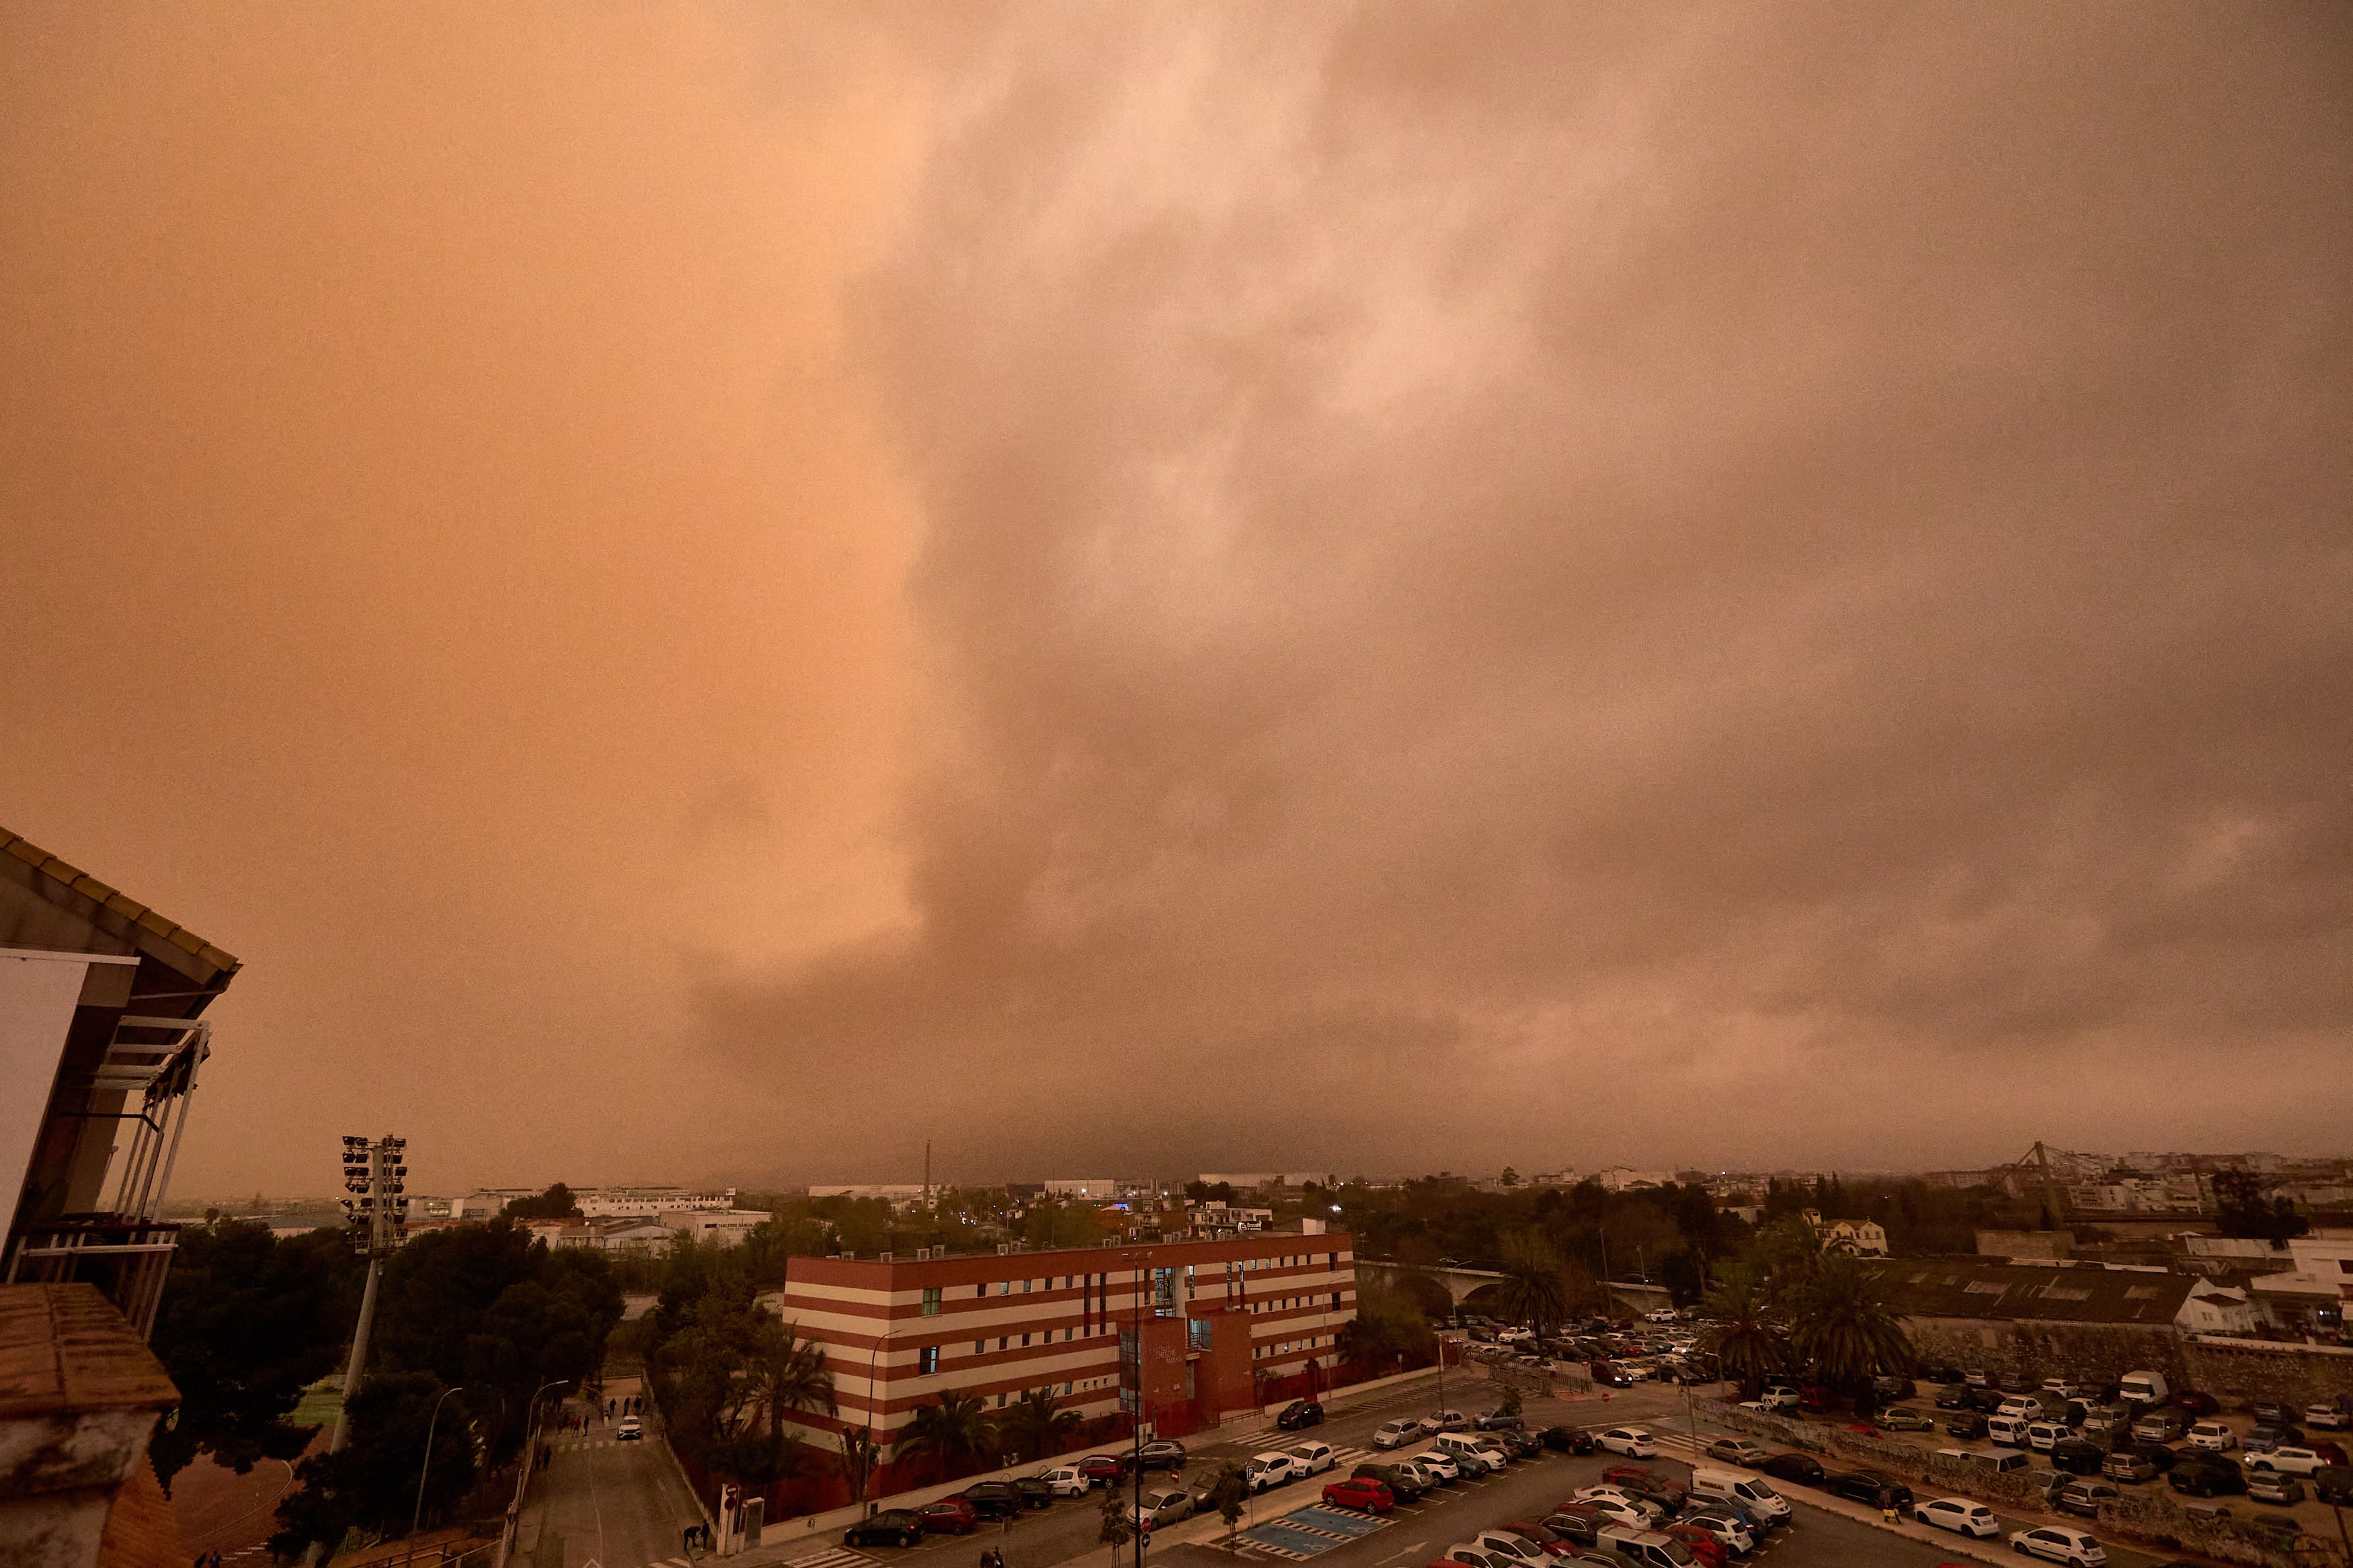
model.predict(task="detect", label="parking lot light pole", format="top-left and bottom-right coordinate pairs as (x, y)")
top-left (413, 1385), bottom-right (466, 1538)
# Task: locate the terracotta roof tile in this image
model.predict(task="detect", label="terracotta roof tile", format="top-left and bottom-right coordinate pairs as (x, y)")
top-left (0, 826), bottom-right (241, 980)
top-left (96, 1453), bottom-right (186, 1568)
top-left (0, 1284), bottom-right (180, 1420)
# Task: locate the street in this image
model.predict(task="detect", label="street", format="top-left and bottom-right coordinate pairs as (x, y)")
top-left (525, 1385), bottom-right (708, 1568)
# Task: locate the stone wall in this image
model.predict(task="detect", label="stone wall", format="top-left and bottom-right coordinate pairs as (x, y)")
top-left (1899, 1315), bottom-right (2353, 1411)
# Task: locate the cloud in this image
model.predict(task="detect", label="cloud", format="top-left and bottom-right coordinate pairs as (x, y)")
top-left (694, 2), bottom-right (2353, 1178)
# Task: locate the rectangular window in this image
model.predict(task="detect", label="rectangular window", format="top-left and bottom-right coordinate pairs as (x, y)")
top-left (998, 1336), bottom-right (1008, 1351)
top-left (1063, 1381), bottom-right (1072, 1396)
top-left (1328, 1252), bottom-right (1338, 1268)
top-left (996, 1392), bottom-right (1006, 1407)
top-left (1022, 1333), bottom-right (1031, 1347)
top-left (1023, 1278), bottom-right (1033, 1293)
top-left (921, 1287), bottom-right (941, 1316)
top-left (1331, 1292), bottom-right (1341, 1309)
top-left (918, 1346), bottom-right (939, 1375)
top-left (975, 1340), bottom-right (986, 1355)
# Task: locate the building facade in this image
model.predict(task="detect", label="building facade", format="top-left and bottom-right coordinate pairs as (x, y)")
top-left (770, 1233), bottom-right (1355, 1483)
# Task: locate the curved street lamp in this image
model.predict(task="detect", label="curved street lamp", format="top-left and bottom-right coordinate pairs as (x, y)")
top-left (413, 1385), bottom-right (467, 1537)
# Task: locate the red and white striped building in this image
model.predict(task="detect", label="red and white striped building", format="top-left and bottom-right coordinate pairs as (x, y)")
top-left (772, 1233), bottom-right (1355, 1481)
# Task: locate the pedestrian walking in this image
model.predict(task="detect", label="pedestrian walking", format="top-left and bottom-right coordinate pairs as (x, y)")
top-left (683, 1524), bottom-right (698, 1556)
top-left (606, 1397), bottom-right (616, 1418)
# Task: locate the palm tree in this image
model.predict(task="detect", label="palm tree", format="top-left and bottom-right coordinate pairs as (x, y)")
top-left (1001, 1388), bottom-right (1081, 1463)
top-left (1785, 1251), bottom-right (1911, 1407)
top-left (897, 1389), bottom-right (998, 1483)
top-left (1494, 1231), bottom-right (1570, 1337)
top-left (751, 1321), bottom-right (837, 1442)
top-left (837, 1425), bottom-right (880, 1508)
top-left (1699, 1264), bottom-right (1784, 1398)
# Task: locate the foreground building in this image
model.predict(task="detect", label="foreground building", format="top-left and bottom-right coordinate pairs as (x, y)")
top-left (771, 1233), bottom-right (1356, 1489)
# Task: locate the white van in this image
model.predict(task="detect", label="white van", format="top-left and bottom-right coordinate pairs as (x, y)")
top-left (1988, 1415), bottom-right (2030, 1448)
top-left (2025, 1421), bottom-right (2065, 1452)
top-left (2117, 1370), bottom-right (2168, 1406)
top-left (1689, 1468), bottom-right (1791, 1522)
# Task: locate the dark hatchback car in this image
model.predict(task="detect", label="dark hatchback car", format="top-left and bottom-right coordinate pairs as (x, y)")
top-left (1277, 1400), bottom-right (1324, 1432)
top-left (955, 1483), bottom-right (1023, 1521)
top-left (917, 1498), bottom-right (979, 1534)
top-left (844, 1510), bottom-right (927, 1549)
top-left (2049, 1441), bottom-right (2108, 1476)
top-left (1945, 1412), bottom-right (1991, 1440)
top-left (1542, 1426), bottom-right (1596, 1455)
top-left (1934, 1385), bottom-right (1972, 1409)
top-left (1825, 1471), bottom-right (1913, 1509)
top-left (1011, 1477), bottom-right (1054, 1509)
top-left (2129, 1442), bottom-right (2182, 1473)
top-left (1353, 1462), bottom-right (1429, 1501)
top-left (1758, 1452), bottom-right (1825, 1485)
top-left (1476, 1409), bottom-right (1528, 1432)
top-left (1078, 1454), bottom-right (1131, 1483)
top-left (2169, 1458), bottom-right (2248, 1497)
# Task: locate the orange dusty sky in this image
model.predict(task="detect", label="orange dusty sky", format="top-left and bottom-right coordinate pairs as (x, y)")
top-left (2, 4), bottom-right (2346, 1198)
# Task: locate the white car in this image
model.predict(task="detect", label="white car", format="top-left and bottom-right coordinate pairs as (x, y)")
top-left (1757, 1387), bottom-right (1799, 1411)
top-left (1677, 1512), bottom-right (1754, 1553)
top-left (2305, 1403), bottom-right (2350, 1432)
top-left (1915, 1497), bottom-right (1999, 1538)
top-left (616, 1417), bottom-right (642, 1442)
top-left (1039, 1466), bottom-right (1089, 1498)
top-left (1595, 1426), bottom-right (1657, 1457)
top-left (1468, 1531), bottom-right (1548, 1565)
top-left (2186, 1421), bottom-right (2236, 1451)
top-left (2247, 1446), bottom-right (2330, 1476)
top-left (1645, 1308), bottom-right (1679, 1323)
top-left (1411, 1450), bottom-right (1462, 1482)
top-left (1997, 1395), bottom-right (2040, 1419)
top-left (1427, 1409), bottom-right (1470, 1432)
top-left (1242, 1452), bottom-right (1300, 1493)
top-left (1373, 1419), bottom-right (1425, 1450)
top-left (1573, 1491), bottom-right (1658, 1528)
top-left (1287, 1442), bottom-right (1337, 1476)
top-left (1497, 1327), bottom-right (1536, 1344)
top-left (2009, 1525), bottom-right (2106, 1565)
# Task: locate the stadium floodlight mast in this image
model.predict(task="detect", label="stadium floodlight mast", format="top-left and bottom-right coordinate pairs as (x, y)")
top-left (328, 1134), bottom-right (411, 1454)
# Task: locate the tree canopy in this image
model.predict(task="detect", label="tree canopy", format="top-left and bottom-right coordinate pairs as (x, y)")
top-left (503, 1183), bottom-right (582, 1219)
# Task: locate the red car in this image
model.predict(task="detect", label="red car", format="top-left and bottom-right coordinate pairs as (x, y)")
top-left (916, 1499), bottom-right (978, 1534)
top-left (1078, 1454), bottom-right (1130, 1484)
top-left (1658, 1524), bottom-right (1728, 1567)
top-left (1322, 1478), bottom-right (1394, 1513)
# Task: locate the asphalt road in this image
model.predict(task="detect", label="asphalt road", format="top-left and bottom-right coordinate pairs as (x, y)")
top-left (528, 1389), bottom-right (708, 1568)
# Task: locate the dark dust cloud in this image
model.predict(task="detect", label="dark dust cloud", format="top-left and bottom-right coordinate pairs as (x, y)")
top-left (696, 3), bottom-right (2352, 1181)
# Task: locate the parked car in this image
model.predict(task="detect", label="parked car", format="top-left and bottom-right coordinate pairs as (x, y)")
top-left (1323, 1477), bottom-right (1394, 1513)
top-left (2245, 1473), bottom-right (2304, 1506)
top-left (2057, 1480), bottom-right (2118, 1519)
top-left (2168, 1458), bottom-right (2247, 1497)
top-left (1703, 1437), bottom-right (1765, 1467)
top-left (1277, 1400), bottom-right (1324, 1431)
top-left (1288, 1441), bottom-right (1338, 1476)
top-left (1542, 1508), bottom-right (1603, 1547)
top-left (1594, 1426), bottom-right (1657, 1457)
top-left (1570, 1491), bottom-right (1658, 1529)
top-left (1542, 1426), bottom-right (1596, 1455)
top-left (1655, 1523), bottom-right (1730, 1567)
top-left (1353, 1462), bottom-right (1428, 1501)
top-left (1138, 1440), bottom-right (1188, 1471)
top-left (1494, 1522), bottom-right (1574, 1559)
top-left (1825, 1470), bottom-right (1913, 1509)
top-left (1589, 1363), bottom-right (1634, 1389)
top-left (1038, 1466), bottom-right (1089, 1498)
top-left (1138, 1487), bottom-right (1195, 1525)
top-left (1428, 1409), bottom-right (1471, 1432)
top-left (1880, 1407), bottom-right (1934, 1432)
top-left (1476, 1409), bottom-right (1527, 1432)
top-left (2008, 1524), bottom-right (2108, 1565)
top-left (2169, 1390), bottom-right (2219, 1417)
top-left (2245, 1423), bottom-right (2303, 1454)
top-left (2186, 1420), bottom-right (2235, 1451)
top-left (1078, 1454), bottom-right (1131, 1484)
top-left (2102, 1451), bottom-right (2156, 1483)
top-left (1375, 1418), bottom-right (1428, 1449)
top-left (2248, 1445), bottom-right (2331, 1476)
top-left (1945, 1411), bottom-right (1990, 1440)
top-left (1011, 1476), bottom-right (1053, 1509)
top-left (2049, 1440), bottom-right (2108, 1476)
top-left (1469, 1530), bottom-right (1550, 1567)
top-left (916, 1499), bottom-right (978, 1534)
top-left (955, 1483), bottom-right (1023, 1522)
top-left (843, 1510), bottom-right (927, 1549)
top-left (2307, 1401), bottom-right (2352, 1432)
top-left (1757, 1452), bottom-right (1823, 1485)
top-left (2127, 1442), bottom-right (2182, 1473)
top-left (1675, 1511), bottom-right (1755, 1554)
top-left (1914, 1497), bottom-right (1999, 1538)
top-left (2314, 1464), bottom-right (2353, 1505)
top-left (1243, 1452), bottom-right (1302, 1492)
top-left (1410, 1450), bottom-right (1462, 1483)
top-left (1934, 1384), bottom-right (1972, 1409)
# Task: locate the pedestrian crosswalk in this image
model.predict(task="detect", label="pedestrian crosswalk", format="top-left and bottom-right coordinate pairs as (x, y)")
top-left (779, 1548), bottom-right (879, 1568)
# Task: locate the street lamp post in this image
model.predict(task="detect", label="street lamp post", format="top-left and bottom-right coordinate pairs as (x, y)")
top-left (413, 1385), bottom-right (467, 1538)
